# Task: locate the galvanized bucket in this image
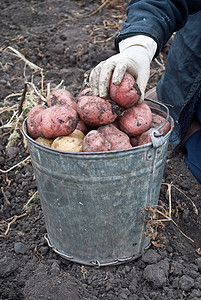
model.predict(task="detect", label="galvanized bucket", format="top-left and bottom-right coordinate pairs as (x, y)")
top-left (22, 99), bottom-right (174, 267)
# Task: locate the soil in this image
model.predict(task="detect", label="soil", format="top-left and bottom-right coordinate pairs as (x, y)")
top-left (0, 1), bottom-right (201, 300)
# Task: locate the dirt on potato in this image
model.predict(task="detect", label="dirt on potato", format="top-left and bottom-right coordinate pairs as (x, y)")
top-left (0, 1), bottom-right (201, 300)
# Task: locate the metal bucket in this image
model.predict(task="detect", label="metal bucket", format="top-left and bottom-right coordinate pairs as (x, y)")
top-left (22, 99), bottom-right (174, 267)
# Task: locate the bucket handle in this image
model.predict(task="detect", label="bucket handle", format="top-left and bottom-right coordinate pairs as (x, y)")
top-left (145, 98), bottom-right (170, 148)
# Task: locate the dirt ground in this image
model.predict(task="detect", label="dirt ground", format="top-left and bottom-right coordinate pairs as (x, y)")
top-left (0, 1), bottom-right (201, 299)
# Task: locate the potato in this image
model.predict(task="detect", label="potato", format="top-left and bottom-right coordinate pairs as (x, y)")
top-left (137, 131), bottom-right (152, 146)
top-left (111, 120), bottom-right (119, 129)
top-left (39, 105), bottom-right (78, 138)
top-left (83, 130), bottom-right (112, 152)
top-left (35, 137), bottom-right (54, 147)
top-left (46, 89), bottom-right (77, 111)
top-left (76, 88), bottom-right (110, 102)
top-left (118, 103), bottom-right (152, 136)
top-left (109, 72), bottom-right (141, 108)
top-left (76, 118), bottom-right (91, 134)
top-left (77, 95), bottom-right (121, 127)
top-left (138, 113), bottom-right (171, 146)
top-left (130, 136), bottom-right (139, 147)
top-left (51, 136), bottom-right (83, 152)
top-left (98, 124), bottom-right (132, 150)
top-left (76, 87), bottom-right (93, 101)
top-left (68, 129), bottom-right (85, 139)
top-left (27, 105), bottom-right (46, 139)
top-left (151, 113), bottom-right (170, 136)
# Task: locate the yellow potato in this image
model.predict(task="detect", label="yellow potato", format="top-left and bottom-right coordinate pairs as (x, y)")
top-left (68, 129), bottom-right (85, 139)
top-left (51, 136), bottom-right (83, 152)
top-left (35, 137), bottom-right (54, 147)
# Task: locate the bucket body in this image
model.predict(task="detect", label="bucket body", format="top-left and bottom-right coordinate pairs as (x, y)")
top-left (22, 100), bottom-right (174, 267)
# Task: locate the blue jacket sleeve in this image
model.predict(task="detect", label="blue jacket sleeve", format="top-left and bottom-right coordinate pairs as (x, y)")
top-left (115, 0), bottom-right (201, 55)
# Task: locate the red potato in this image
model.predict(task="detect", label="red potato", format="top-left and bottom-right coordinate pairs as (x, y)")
top-left (109, 72), bottom-right (141, 108)
top-left (77, 87), bottom-right (110, 101)
top-left (76, 118), bottom-right (91, 134)
top-left (76, 87), bottom-right (93, 101)
top-left (137, 131), bottom-right (152, 146)
top-left (39, 105), bottom-right (78, 139)
top-left (130, 136), bottom-right (139, 147)
top-left (98, 124), bottom-right (132, 150)
top-left (138, 114), bottom-right (171, 146)
top-left (118, 102), bottom-right (152, 136)
top-left (111, 120), bottom-right (119, 129)
top-left (27, 105), bottom-right (46, 139)
top-left (83, 130), bottom-right (112, 152)
top-left (151, 113), bottom-right (170, 135)
top-left (77, 95), bottom-right (121, 127)
top-left (46, 89), bottom-right (77, 111)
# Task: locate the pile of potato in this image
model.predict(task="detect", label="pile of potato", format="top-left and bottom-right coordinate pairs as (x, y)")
top-left (27, 72), bottom-right (170, 152)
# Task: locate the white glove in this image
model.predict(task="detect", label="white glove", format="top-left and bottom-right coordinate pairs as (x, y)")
top-left (89, 35), bottom-right (157, 103)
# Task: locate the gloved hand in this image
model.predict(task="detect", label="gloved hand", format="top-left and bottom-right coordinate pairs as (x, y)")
top-left (89, 35), bottom-right (157, 103)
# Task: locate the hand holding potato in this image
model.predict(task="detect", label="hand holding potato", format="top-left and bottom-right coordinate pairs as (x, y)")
top-left (89, 35), bottom-right (157, 103)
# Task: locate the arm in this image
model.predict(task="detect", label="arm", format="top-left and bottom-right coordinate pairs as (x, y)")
top-left (116, 0), bottom-right (200, 55)
top-left (89, 0), bottom-right (201, 102)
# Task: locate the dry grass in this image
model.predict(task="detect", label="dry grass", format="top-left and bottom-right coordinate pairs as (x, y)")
top-left (0, 47), bottom-right (46, 175)
top-left (0, 46), bottom-right (68, 177)
top-left (0, 213), bottom-right (27, 238)
top-left (73, 0), bottom-right (126, 50)
top-left (141, 182), bottom-right (198, 247)
top-left (77, 0), bottom-right (127, 18)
